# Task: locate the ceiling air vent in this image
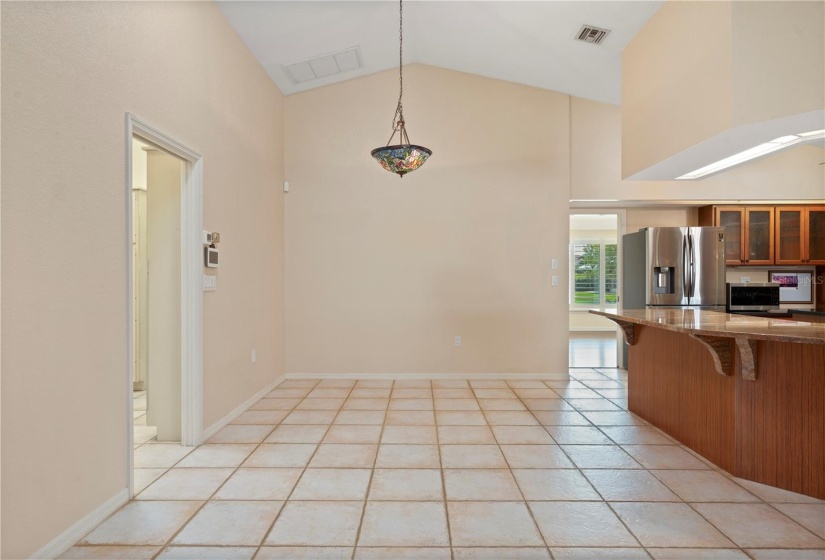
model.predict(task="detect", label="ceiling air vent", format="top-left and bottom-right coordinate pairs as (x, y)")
top-left (576, 25), bottom-right (611, 45)
top-left (282, 46), bottom-right (363, 84)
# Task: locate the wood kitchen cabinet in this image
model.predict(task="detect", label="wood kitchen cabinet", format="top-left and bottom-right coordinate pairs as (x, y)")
top-left (775, 206), bottom-right (825, 265)
top-left (702, 206), bottom-right (774, 265)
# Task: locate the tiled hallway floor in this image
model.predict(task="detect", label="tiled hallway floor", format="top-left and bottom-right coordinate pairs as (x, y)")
top-left (64, 369), bottom-right (825, 559)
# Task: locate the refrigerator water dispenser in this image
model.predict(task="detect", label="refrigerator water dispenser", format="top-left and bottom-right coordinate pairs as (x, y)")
top-left (653, 266), bottom-right (674, 294)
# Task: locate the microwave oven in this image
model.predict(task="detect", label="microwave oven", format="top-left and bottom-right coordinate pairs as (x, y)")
top-left (726, 283), bottom-right (780, 311)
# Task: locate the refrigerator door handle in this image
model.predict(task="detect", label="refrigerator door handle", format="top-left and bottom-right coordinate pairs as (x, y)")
top-left (689, 232), bottom-right (696, 297)
top-left (682, 235), bottom-right (689, 300)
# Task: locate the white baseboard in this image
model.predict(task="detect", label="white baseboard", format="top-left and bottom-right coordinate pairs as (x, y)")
top-left (286, 372), bottom-right (570, 381)
top-left (30, 488), bottom-right (129, 559)
top-left (201, 374), bottom-right (285, 442)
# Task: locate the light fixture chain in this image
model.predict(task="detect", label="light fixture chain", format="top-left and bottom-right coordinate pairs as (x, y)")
top-left (392, 0), bottom-right (405, 134)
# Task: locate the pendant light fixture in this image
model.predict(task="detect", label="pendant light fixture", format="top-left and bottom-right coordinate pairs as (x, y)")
top-left (370, 0), bottom-right (432, 177)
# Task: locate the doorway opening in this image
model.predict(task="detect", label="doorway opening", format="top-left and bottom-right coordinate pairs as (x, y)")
top-left (127, 115), bottom-right (203, 497)
top-left (569, 212), bottom-right (624, 368)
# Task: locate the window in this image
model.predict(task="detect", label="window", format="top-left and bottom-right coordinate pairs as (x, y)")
top-left (570, 238), bottom-right (617, 310)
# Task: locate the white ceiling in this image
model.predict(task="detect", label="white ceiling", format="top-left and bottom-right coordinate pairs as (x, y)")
top-left (216, 1), bottom-right (663, 104)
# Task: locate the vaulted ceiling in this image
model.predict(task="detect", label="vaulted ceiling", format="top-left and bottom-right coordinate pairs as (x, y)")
top-left (216, 1), bottom-right (663, 104)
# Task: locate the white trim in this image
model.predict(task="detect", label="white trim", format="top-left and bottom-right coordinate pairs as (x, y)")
top-left (29, 489), bottom-right (129, 559)
top-left (285, 373), bottom-right (571, 381)
top-left (202, 376), bottom-right (286, 442)
top-left (126, 114), bottom-right (203, 499)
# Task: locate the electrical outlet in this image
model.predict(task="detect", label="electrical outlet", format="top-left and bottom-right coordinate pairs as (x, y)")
top-left (551, 275), bottom-right (559, 286)
top-left (203, 275), bottom-right (217, 291)
top-left (454, 336), bottom-right (461, 347)
top-left (251, 350), bottom-right (256, 364)
top-left (740, 276), bottom-right (750, 283)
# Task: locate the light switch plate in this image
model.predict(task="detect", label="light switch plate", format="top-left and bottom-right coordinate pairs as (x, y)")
top-left (203, 275), bottom-right (217, 291)
top-left (552, 259), bottom-right (559, 269)
top-left (551, 275), bottom-right (559, 286)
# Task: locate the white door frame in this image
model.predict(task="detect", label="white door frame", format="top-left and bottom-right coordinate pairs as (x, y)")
top-left (125, 113), bottom-right (203, 496)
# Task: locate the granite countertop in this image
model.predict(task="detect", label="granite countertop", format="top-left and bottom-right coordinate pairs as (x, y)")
top-left (591, 308), bottom-right (825, 345)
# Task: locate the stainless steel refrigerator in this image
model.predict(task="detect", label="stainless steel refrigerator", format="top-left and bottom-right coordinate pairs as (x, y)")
top-left (622, 227), bottom-right (727, 309)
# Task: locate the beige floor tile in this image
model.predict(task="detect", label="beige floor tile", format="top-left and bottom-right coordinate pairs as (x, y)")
top-left (258, 547), bottom-right (353, 559)
top-left (545, 426), bottom-right (613, 445)
top-left (560, 445), bottom-right (641, 469)
top-left (307, 388), bottom-right (351, 399)
top-left (621, 445), bottom-right (711, 470)
top-left (175, 444), bottom-right (257, 468)
top-left (544, 380), bottom-right (586, 389)
top-left (386, 410), bottom-right (436, 425)
top-left (134, 426), bottom-right (158, 445)
top-left (528, 501), bottom-right (638, 547)
top-left (595, 389), bottom-right (629, 399)
top-left (473, 388), bottom-right (517, 399)
top-left (469, 380), bottom-right (509, 388)
top-left (437, 426), bottom-right (496, 444)
top-left (773, 503), bottom-right (825, 539)
top-left (359, 501), bottom-right (450, 546)
top-left (157, 547), bottom-right (256, 559)
top-left (394, 380), bottom-right (432, 389)
top-left (513, 469), bottom-right (601, 500)
top-left (172, 501), bottom-right (282, 546)
top-left (583, 469), bottom-right (680, 502)
top-left (323, 425), bottom-right (383, 443)
top-left (355, 380), bottom-right (394, 388)
top-left (134, 468), bottom-right (167, 493)
top-left (207, 424), bottom-right (273, 444)
top-left (434, 399), bottom-right (480, 411)
top-left (258, 547), bottom-right (352, 559)
top-left (243, 443), bottom-right (317, 467)
top-left (434, 388), bottom-right (475, 398)
top-left (309, 443), bottom-right (378, 468)
top-left (485, 411), bottom-right (540, 426)
top-left (478, 399), bottom-right (527, 411)
top-left (59, 546), bottom-right (160, 559)
top-left (266, 388), bottom-right (311, 399)
top-left (728, 477), bottom-right (825, 504)
top-left (136, 468), bottom-right (233, 500)
top-left (254, 398), bottom-right (302, 410)
top-left (295, 398), bottom-right (346, 410)
top-left (277, 379), bottom-right (320, 388)
top-left (368, 469), bottom-right (444, 500)
top-left (356, 547), bottom-right (451, 559)
top-left (316, 379), bottom-right (357, 389)
top-left (381, 426), bottom-right (438, 444)
top-left (550, 548), bottom-right (649, 559)
top-left (610, 502), bottom-right (734, 547)
top-left (500, 444), bottom-right (575, 468)
top-left (266, 425), bottom-right (328, 443)
top-left (652, 470), bottom-right (761, 502)
top-left (334, 410), bottom-right (386, 425)
top-left (492, 426), bottom-right (555, 445)
top-left (375, 444), bottom-right (441, 468)
top-left (388, 399), bottom-right (434, 411)
top-left (265, 501), bottom-right (364, 546)
top-left (134, 443), bottom-right (194, 468)
top-left (581, 411), bottom-right (645, 426)
top-left (282, 410), bottom-right (338, 425)
top-left (447, 502), bottom-right (545, 546)
top-left (745, 550), bottom-right (825, 559)
top-left (432, 380), bottom-right (470, 388)
top-left (692, 503), bottom-right (825, 548)
top-left (506, 380), bottom-right (548, 389)
top-left (600, 425), bottom-right (673, 445)
top-left (350, 388), bottom-right (392, 398)
top-left (440, 445), bottom-right (508, 468)
top-left (555, 388), bottom-right (601, 398)
top-left (435, 411), bottom-right (487, 425)
top-left (647, 549), bottom-right (749, 559)
top-left (567, 399), bottom-right (622, 412)
top-left (392, 388), bottom-right (432, 398)
top-left (213, 468), bottom-right (303, 500)
top-left (291, 468), bottom-right (372, 500)
top-left (444, 469), bottom-right (523, 500)
top-left (232, 410), bottom-right (289, 425)
top-left (531, 411), bottom-right (590, 426)
top-left (522, 399), bottom-right (574, 411)
top-left (343, 398), bottom-right (390, 410)
top-left (581, 379), bottom-right (625, 389)
top-left (514, 389), bottom-right (558, 399)
top-left (80, 501), bottom-right (202, 545)
top-left (453, 548), bottom-right (550, 559)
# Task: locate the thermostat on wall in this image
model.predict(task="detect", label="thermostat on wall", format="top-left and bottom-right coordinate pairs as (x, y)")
top-left (205, 246), bottom-right (219, 268)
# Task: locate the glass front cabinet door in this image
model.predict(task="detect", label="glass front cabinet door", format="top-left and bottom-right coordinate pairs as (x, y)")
top-left (805, 206), bottom-right (825, 265)
top-left (743, 207), bottom-right (774, 265)
top-left (775, 207), bottom-right (805, 265)
top-left (715, 207), bottom-right (745, 265)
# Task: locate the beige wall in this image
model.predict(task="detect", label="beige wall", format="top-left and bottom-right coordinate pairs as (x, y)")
top-left (572, 97), bottom-right (825, 202)
top-left (284, 65), bottom-right (570, 374)
top-left (1, 2), bottom-right (285, 557)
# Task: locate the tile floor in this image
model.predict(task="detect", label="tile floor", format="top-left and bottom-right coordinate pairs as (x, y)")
top-left (134, 390), bottom-right (159, 446)
top-left (64, 369), bottom-right (824, 560)
top-left (569, 333), bottom-right (618, 368)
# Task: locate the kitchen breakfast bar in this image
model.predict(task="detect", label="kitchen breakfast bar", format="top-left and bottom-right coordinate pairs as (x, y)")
top-left (591, 308), bottom-right (825, 500)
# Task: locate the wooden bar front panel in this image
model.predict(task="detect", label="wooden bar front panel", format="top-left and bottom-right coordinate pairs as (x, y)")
top-left (628, 325), bottom-right (736, 472)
